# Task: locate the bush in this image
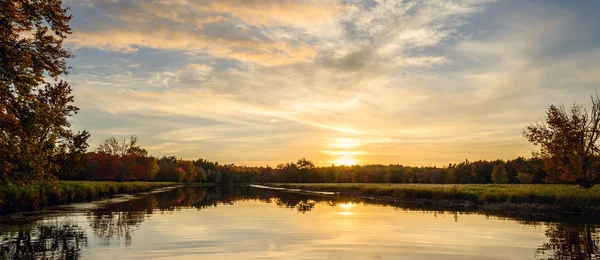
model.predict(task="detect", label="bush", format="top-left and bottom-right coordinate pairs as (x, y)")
top-left (516, 172), bottom-right (533, 184)
top-left (0, 181), bottom-right (174, 214)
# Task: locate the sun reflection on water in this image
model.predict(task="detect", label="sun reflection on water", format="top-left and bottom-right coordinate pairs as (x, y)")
top-left (338, 202), bottom-right (356, 216)
top-left (338, 202), bottom-right (355, 210)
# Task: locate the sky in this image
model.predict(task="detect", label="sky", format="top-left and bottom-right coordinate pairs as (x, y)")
top-left (62, 0), bottom-right (600, 167)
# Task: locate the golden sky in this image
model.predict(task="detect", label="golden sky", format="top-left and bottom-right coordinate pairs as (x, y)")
top-left (63, 0), bottom-right (600, 166)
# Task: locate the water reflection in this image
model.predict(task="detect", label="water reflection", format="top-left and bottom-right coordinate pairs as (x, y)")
top-left (0, 222), bottom-right (87, 259)
top-left (87, 186), bottom-right (333, 214)
top-left (536, 223), bottom-right (600, 259)
top-left (0, 186), bottom-right (599, 259)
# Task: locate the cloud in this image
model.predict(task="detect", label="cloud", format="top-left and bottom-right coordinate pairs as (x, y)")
top-left (64, 0), bottom-right (600, 166)
top-left (64, 0), bottom-right (340, 66)
top-left (187, 64), bottom-right (213, 71)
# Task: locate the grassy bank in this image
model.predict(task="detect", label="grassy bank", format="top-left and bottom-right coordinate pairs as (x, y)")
top-left (0, 181), bottom-right (176, 214)
top-left (268, 183), bottom-right (600, 209)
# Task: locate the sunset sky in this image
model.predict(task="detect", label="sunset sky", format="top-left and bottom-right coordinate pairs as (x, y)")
top-left (63, 0), bottom-right (600, 167)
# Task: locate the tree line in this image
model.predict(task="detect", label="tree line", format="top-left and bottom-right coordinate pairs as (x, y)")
top-left (53, 136), bottom-right (552, 185)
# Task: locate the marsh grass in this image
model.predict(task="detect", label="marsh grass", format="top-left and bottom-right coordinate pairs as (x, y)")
top-left (0, 181), bottom-right (175, 214)
top-left (268, 183), bottom-right (600, 208)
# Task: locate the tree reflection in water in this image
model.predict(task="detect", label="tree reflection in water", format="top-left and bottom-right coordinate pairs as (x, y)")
top-left (1, 186), bottom-right (600, 259)
top-left (0, 222), bottom-right (87, 259)
top-left (536, 223), bottom-right (599, 260)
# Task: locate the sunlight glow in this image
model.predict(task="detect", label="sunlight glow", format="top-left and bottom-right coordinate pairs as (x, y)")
top-left (328, 137), bottom-right (361, 149)
top-left (338, 203), bottom-right (355, 209)
top-left (334, 155), bottom-right (357, 166)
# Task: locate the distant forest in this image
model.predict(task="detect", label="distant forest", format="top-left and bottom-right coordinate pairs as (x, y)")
top-left (57, 136), bottom-right (548, 185)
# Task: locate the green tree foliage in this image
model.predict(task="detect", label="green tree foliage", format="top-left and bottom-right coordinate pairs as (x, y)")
top-left (516, 172), bottom-right (533, 184)
top-left (0, 0), bottom-right (89, 183)
top-left (491, 165), bottom-right (508, 184)
top-left (322, 166), bottom-right (339, 183)
top-left (54, 130), bottom-right (91, 180)
top-left (471, 161), bottom-right (494, 184)
top-left (352, 166), bottom-right (371, 183)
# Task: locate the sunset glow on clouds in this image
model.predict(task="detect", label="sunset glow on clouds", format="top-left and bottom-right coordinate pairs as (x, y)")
top-left (64, 0), bottom-right (600, 166)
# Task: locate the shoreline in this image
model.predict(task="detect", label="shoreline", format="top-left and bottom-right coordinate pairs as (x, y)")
top-left (0, 181), bottom-right (214, 216)
top-left (259, 183), bottom-right (600, 220)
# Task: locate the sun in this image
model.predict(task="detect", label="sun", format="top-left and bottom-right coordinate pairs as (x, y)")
top-left (334, 155), bottom-right (357, 166)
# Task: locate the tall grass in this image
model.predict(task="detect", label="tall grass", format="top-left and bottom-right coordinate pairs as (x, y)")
top-left (268, 183), bottom-right (600, 208)
top-left (0, 181), bottom-right (175, 214)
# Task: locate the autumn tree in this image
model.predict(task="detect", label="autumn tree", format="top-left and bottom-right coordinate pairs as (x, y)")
top-left (171, 167), bottom-right (186, 182)
top-left (157, 156), bottom-right (177, 181)
top-left (524, 94), bottom-right (600, 188)
top-left (178, 160), bottom-right (197, 182)
top-left (491, 165), bottom-right (508, 184)
top-left (137, 156), bottom-right (159, 181)
top-left (0, 0), bottom-right (89, 183)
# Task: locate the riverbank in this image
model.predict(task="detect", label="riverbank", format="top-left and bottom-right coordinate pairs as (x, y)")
top-left (0, 181), bottom-right (179, 214)
top-left (266, 183), bottom-right (600, 213)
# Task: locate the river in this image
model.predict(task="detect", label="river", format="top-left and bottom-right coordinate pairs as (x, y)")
top-left (0, 186), bottom-right (597, 259)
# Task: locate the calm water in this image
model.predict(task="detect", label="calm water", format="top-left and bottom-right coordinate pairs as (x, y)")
top-left (0, 186), bottom-right (598, 260)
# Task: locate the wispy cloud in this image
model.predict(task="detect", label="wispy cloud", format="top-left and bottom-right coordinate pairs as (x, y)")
top-left (64, 0), bottom-right (600, 166)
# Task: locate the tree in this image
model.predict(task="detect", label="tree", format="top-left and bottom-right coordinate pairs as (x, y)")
top-left (524, 94), bottom-right (600, 188)
top-left (171, 167), bottom-right (186, 182)
top-left (96, 135), bottom-right (147, 157)
top-left (196, 167), bottom-right (207, 182)
top-left (491, 165), bottom-right (508, 184)
top-left (178, 160), bottom-right (197, 182)
top-left (352, 166), bottom-right (371, 183)
top-left (297, 158), bottom-right (315, 170)
top-left (471, 160), bottom-right (494, 183)
top-left (54, 130), bottom-right (91, 179)
top-left (157, 156), bottom-right (178, 181)
top-left (0, 0), bottom-right (87, 183)
top-left (137, 156), bottom-right (159, 181)
top-left (516, 172), bottom-right (533, 184)
top-left (322, 166), bottom-right (339, 183)
top-left (86, 153), bottom-right (120, 181)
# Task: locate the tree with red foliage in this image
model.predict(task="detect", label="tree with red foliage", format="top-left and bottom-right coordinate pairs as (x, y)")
top-left (171, 167), bottom-right (186, 183)
top-left (86, 153), bottom-right (120, 181)
top-left (524, 94), bottom-right (600, 188)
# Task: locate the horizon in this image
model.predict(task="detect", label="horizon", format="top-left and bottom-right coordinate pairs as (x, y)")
top-left (61, 0), bottom-right (600, 167)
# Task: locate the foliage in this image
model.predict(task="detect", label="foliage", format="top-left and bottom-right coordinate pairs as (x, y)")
top-left (0, 181), bottom-right (174, 214)
top-left (491, 165), bottom-right (508, 184)
top-left (0, 0), bottom-right (89, 183)
top-left (517, 172), bottom-right (533, 184)
top-left (269, 183), bottom-right (600, 208)
top-left (524, 94), bottom-right (600, 188)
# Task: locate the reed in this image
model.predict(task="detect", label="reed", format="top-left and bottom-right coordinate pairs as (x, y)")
top-left (0, 181), bottom-right (175, 214)
top-left (268, 183), bottom-right (600, 208)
